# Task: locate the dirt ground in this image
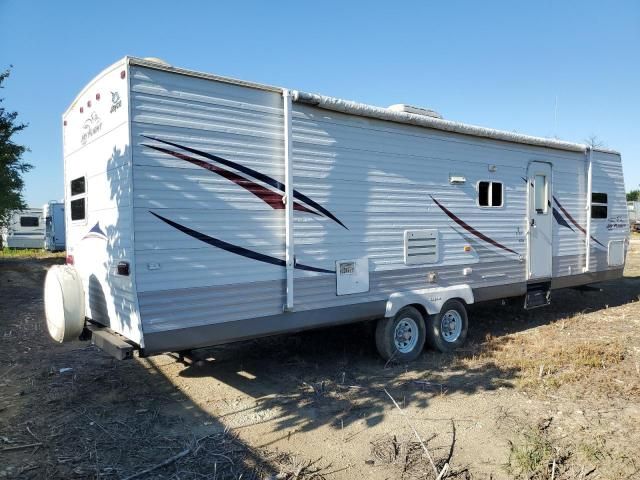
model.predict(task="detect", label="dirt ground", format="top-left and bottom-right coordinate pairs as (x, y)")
top-left (1, 241), bottom-right (639, 479)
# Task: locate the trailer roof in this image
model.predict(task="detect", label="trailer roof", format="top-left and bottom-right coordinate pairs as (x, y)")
top-left (111, 57), bottom-right (620, 155)
top-left (290, 91), bottom-right (619, 155)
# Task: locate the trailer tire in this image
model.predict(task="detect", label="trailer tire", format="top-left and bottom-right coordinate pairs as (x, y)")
top-left (426, 299), bottom-right (468, 352)
top-left (375, 306), bottom-right (426, 362)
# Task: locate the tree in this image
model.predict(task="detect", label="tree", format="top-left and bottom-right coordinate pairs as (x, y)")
top-left (628, 190), bottom-right (640, 202)
top-left (0, 67), bottom-right (32, 247)
top-left (584, 135), bottom-right (605, 149)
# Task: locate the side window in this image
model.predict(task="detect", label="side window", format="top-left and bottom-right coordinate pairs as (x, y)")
top-left (70, 199), bottom-right (86, 221)
top-left (70, 177), bottom-right (85, 196)
top-left (20, 216), bottom-right (39, 227)
top-left (70, 176), bottom-right (87, 222)
top-left (591, 192), bottom-right (607, 219)
top-left (478, 181), bottom-right (503, 207)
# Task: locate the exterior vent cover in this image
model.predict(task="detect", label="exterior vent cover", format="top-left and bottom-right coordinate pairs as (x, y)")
top-left (336, 257), bottom-right (369, 295)
top-left (340, 262), bottom-right (355, 275)
top-left (388, 104), bottom-right (442, 119)
top-left (608, 240), bottom-right (625, 267)
top-left (404, 230), bottom-right (439, 265)
top-left (143, 57), bottom-right (172, 67)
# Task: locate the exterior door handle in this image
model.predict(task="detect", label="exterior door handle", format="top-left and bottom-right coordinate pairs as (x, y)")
top-left (530, 218), bottom-right (536, 227)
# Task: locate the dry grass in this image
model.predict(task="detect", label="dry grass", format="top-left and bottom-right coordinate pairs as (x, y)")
top-left (262, 453), bottom-right (331, 480)
top-left (367, 432), bottom-right (463, 480)
top-left (454, 314), bottom-right (638, 398)
top-left (505, 419), bottom-right (639, 480)
top-left (574, 436), bottom-right (639, 480)
top-left (0, 247), bottom-right (65, 259)
top-left (1, 350), bottom-right (333, 480)
top-left (506, 425), bottom-right (557, 479)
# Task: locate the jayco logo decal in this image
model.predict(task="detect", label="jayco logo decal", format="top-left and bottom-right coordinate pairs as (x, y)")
top-left (81, 112), bottom-right (102, 145)
top-left (110, 91), bottom-right (122, 113)
top-left (607, 215), bottom-right (628, 231)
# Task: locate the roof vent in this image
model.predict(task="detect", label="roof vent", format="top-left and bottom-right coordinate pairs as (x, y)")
top-left (143, 57), bottom-right (171, 67)
top-left (388, 104), bottom-right (442, 119)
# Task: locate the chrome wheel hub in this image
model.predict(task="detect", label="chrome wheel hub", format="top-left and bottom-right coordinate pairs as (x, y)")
top-left (394, 318), bottom-right (419, 353)
top-left (441, 310), bottom-right (462, 342)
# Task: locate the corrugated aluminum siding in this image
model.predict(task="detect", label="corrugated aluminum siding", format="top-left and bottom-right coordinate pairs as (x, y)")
top-left (62, 56), bottom-right (143, 345)
top-left (129, 65), bottom-right (625, 336)
top-left (129, 66), bottom-right (288, 333)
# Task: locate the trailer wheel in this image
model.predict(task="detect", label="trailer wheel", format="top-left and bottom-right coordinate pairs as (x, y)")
top-left (375, 306), bottom-right (426, 362)
top-left (426, 299), bottom-right (468, 352)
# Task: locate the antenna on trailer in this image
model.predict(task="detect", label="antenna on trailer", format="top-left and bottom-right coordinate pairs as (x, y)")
top-left (553, 95), bottom-right (558, 137)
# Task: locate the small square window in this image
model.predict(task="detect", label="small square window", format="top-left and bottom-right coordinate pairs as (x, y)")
top-left (478, 181), bottom-right (503, 207)
top-left (71, 198), bottom-right (85, 221)
top-left (70, 177), bottom-right (86, 196)
top-left (592, 193), bottom-right (608, 204)
top-left (591, 205), bottom-right (607, 218)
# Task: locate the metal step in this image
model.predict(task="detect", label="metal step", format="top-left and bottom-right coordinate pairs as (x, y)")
top-left (524, 281), bottom-right (551, 309)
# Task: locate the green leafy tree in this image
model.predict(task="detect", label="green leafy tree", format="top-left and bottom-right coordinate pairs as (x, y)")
top-left (0, 67), bottom-right (32, 246)
top-left (628, 190), bottom-right (640, 202)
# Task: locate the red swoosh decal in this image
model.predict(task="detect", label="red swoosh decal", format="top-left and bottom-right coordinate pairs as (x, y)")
top-left (430, 195), bottom-right (519, 255)
top-left (142, 135), bottom-right (348, 229)
top-left (144, 144), bottom-right (317, 215)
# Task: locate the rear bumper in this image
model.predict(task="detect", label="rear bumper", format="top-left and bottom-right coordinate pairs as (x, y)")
top-left (86, 324), bottom-right (135, 360)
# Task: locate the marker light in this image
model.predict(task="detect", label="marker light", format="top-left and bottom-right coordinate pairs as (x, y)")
top-left (120, 70), bottom-right (126, 79)
top-left (96, 93), bottom-right (100, 100)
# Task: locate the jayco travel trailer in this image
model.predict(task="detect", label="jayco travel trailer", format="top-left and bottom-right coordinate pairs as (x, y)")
top-left (44, 57), bottom-right (629, 361)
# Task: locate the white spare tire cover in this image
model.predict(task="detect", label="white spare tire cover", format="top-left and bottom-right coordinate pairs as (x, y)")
top-left (44, 265), bottom-right (85, 342)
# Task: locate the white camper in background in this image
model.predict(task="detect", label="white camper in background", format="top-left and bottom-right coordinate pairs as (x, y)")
top-left (2, 208), bottom-right (44, 249)
top-left (44, 57), bottom-right (629, 361)
top-left (628, 201), bottom-right (640, 232)
top-left (43, 201), bottom-right (66, 251)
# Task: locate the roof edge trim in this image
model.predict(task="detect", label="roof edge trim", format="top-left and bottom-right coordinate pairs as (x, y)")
top-left (127, 56), bottom-right (283, 94)
top-left (292, 90), bottom-right (619, 155)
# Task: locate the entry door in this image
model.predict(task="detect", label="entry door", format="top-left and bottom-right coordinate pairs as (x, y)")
top-left (527, 162), bottom-right (552, 279)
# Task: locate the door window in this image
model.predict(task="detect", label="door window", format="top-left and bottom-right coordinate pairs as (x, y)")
top-left (534, 174), bottom-right (548, 214)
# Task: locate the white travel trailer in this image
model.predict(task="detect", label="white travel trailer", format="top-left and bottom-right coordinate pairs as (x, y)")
top-left (43, 201), bottom-right (66, 251)
top-left (628, 201), bottom-right (640, 231)
top-left (2, 208), bottom-right (44, 249)
top-left (44, 57), bottom-right (629, 361)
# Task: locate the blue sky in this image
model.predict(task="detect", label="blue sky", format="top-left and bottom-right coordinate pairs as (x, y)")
top-left (2, 0), bottom-right (639, 206)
